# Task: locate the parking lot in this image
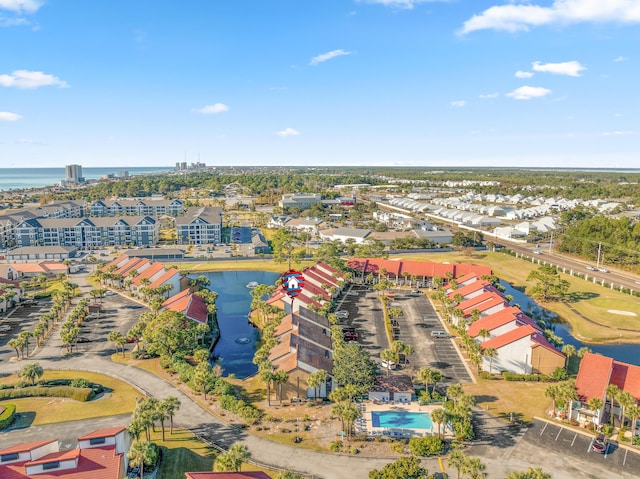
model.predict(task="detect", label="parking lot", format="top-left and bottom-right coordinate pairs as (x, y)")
top-left (510, 419), bottom-right (640, 478)
top-left (335, 285), bottom-right (471, 384)
top-left (0, 300), bottom-right (52, 364)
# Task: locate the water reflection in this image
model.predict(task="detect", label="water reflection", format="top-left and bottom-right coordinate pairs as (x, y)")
top-left (195, 270), bottom-right (280, 379)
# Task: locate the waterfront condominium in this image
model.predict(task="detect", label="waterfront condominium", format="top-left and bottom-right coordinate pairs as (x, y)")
top-left (65, 164), bottom-right (84, 183)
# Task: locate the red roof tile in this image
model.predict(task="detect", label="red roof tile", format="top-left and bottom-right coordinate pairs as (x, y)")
top-left (27, 448), bottom-right (80, 466)
top-left (457, 292), bottom-right (507, 315)
top-left (149, 268), bottom-right (180, 289)
top-left (467, 306), bottom-right (542, 338)
top-left (575, 353), bottom-right (615, 402)
top-left (131, 262), bottom-right (166, 286)
top-left (77, 426), bottom-right (125, 441)
top-left (347, 258), bottom-right (491, 280)
top-left (0, 439), bottom-right (57, 456)
top-left (611, 360), bottom-right (640, 402)
top-left (481, 324), bottom-right (537, 350)
top-left (447, 280), bottom-right (490, 300)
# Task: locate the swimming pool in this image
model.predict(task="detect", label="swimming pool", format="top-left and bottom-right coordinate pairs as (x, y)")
top-left (371, 411), bottom-right (433, 429)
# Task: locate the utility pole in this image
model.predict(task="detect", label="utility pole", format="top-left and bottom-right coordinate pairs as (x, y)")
top-left (596, 242), bottom-right (602, 269)
top-left (548, 232), bottom-right (553, 255)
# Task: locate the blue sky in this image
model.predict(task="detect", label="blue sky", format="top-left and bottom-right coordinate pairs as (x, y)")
top-left (1, 0), bottom-right (639, 168)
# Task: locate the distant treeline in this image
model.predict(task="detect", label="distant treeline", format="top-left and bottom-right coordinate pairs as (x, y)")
top-left (559, 215), bottom-right (640, 267)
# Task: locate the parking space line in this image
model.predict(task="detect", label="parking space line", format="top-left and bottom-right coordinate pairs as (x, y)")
top-left (555, 428), bottom-right (562, 441)
top-left (623, 448), bottom-right (628, 466)
top-left (540, 423), bottom-right (548, 436)
top-left (571, 433), bottom-right (577, 447)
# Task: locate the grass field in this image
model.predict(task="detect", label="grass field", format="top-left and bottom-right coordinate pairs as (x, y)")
top-left (463, 378), bottom-right (550, 423)
top-left (0, 370), bottom-right (140, 426)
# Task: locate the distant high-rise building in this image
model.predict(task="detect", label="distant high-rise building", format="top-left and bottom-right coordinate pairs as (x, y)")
top-left (118, 170), bottom-right (129, 178)
top-left (65, 164), bottom-right (83, 183)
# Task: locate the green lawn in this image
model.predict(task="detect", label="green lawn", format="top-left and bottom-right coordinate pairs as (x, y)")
top-left (0, 370), bottom-right (140, 426)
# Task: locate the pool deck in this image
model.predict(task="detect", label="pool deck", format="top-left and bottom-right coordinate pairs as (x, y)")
top-left (356, 401), bottom-right (451, 438)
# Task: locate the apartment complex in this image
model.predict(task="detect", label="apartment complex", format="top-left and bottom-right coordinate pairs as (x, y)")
top-left (14, 216), bottom-right (159, 248)
top-left (89, 198), bottom-right (184, 216)
top-left (175, 207), bottom-right (223, 245)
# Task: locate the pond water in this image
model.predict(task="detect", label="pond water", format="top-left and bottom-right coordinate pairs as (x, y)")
top-left (196, 270), bottom-right (280, 379)
top-left (500, 281), bottom-right (640, 366)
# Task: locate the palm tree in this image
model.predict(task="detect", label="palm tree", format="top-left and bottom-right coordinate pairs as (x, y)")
top-left (307, 369), bottom-right (328, 400)
top-left (545, 384), bottom-right (560, 416)
top-left (402, 343), bottom-right (415, 366)
top-left (273, 370), bottom-right (289, 403)
top-left (447, 448), bottom-right (468, 479)
top-left (483, 347), bottom-right (498, 374)
top-left (128, 441), bottom-right (158, 479)
top-left (214, 443), bottom-right (251, 472)
top-left (447, 383), bottom-right (464, 405)
top-left (20, 362), bottom-right (44, 385)
top-left (587, 397), bottom-right (604, 424)
top-left (462, 456), bottom-right (486, 479)
top-left (577, 346), bottom-right (592, 359)
top-left (478, 328), bottom-right (490, 342)
top-left (380, 348), bottom-right (398, 376)
top-left (259, 362), bottom-right (276, 406)
top-left (417, 366), bottom-right (442, 396)
top-left (162, 396), bottom-right (181, 435)
top-left (627, 404), bottom-right (640, 440)
top-left (618, 390), bottom-right (636, 429)
top-left (561, 344), bottom-right (576, 370)
top-left (193, 362), bottom-right (215, 399)
top-left (8, 338), bottom-right (21, 359)
top-left (431, 407), bottom-right (448, 439)
top-left (606, 384), bottom-right (621, 426)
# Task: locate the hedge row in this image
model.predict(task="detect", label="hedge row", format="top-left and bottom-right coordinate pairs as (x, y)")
top-left (0, 403), bottom-right (16, 430)
top-left (0, 386), bottom-right (94, 402)
top-left (219, 394), bottom-right (262, 424)
top-left (501, 371), bottom-right (551, 382)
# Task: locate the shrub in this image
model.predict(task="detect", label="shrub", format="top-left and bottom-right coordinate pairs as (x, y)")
top-left (409, 435), bottom-right (445, 456)
top-left (390, 440), bottom-right (406, 453)
top-left (0, 386), bottom-right (93, 402)
top-left (479, 371), bottom-right (493, 380)
top-left (328, 441), bottom-right (342, 452)
top-left (633, 436), bottom-right (640, 446)
top-left (71, 378), bottom-right (91, 388)
top-left (0, 403), bottom-right (17, 430)
top-left (602, 424), bottom-right (614, 437)
top-left (219, 394), bottom-right (238, 412)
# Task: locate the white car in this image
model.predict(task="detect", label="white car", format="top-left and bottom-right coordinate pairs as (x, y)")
top-left (586, 266), bottom-right (595, 271)
top-left (335, 311), bottom-right (349, 319)
top-left (598, 268), bottom-right (609, 273)
top-left (380, 359), bottom-right (397, 370)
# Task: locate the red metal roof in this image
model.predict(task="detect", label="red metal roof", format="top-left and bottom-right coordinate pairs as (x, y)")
top-left (347, 258), bottom-right (491, 279)
top-left (131, 262), bottom-right (166, 286)
top-left (457, 291), bottom-right (507, 315)
top-left (611, 360), bottom-right (640, 402)
top-left (149, 268), bottom-right (180, 289)
top-left (447, 280), bottom-right (490, 300)
top-left (26, 448), bottom-right (80, 466)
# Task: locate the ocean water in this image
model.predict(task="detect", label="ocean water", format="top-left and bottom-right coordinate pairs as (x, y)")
top-left (0, 167), bottom-right (171, 191)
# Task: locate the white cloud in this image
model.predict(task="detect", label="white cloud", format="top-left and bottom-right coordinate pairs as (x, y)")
top-left (515, 70), bottom-right (534, 78)
top-left (310, 49), bottom-right (352, 66)
top-left (506, 85), bottom-right (551, 100)
top-left (193, 103), bottom-right (229, 115)
top-left (479, 92), bottom-right (499, 99)
top-left (614, 56), bottom-right (628, 62)
top-left (0, 0), bottom-right (41, 13)
top-left (460, 0), bottom-right (640, 35)
top-left (357, 0), bottom-right (451, 9)
top-left (275, 128), bottom-right (300, 138)
top-left (0, 111), bottom-right (22, 121)
top-left (532, 60), bottom-right (586, 77)
top-left (602, 130), bottom-right (640, 136)
top-left (450, 100), bottom-right (466, 108)
top-left (0, 70), bottom-right (68, 89)
top-left (0, 15), bottom-right (29, 26)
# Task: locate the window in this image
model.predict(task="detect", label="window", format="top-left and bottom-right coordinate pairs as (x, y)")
top-left (89, 437), bottom-right (106, 445)
top-left (42, 461), bottom-right (60, 470)
top-left (1, 452), bottom-right (20, 462)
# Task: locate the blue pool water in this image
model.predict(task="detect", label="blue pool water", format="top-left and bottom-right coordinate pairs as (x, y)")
top-left (371, 411), bottom-right (433, 429)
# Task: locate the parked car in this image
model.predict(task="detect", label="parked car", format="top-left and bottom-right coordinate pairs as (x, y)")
top-left (411, 289), bottom-right (421, 295)
top-left (380, 359), bottom-right (397, 370)
top-left (598, 268), bottom-right (609, 273)
top-left (335, 310), bottom-right (349, 319)
top-left (586, 266), bottom-right (595, 271)
top-left (431, 330), bottom-right (450, 339)
top-left (533, 250), bottom-right (542, 255)
top-left (343, 331), bottom-right (358, 342)
top-left (592, 433), bottom-right (607, 453)
top-left (76, 337), bottom-right (92, 343)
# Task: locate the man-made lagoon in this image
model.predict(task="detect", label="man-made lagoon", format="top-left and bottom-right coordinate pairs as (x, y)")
top-left (501, 281), bottom-right (640, 366)
top-left (196, 270), bottom-right (279, 379)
